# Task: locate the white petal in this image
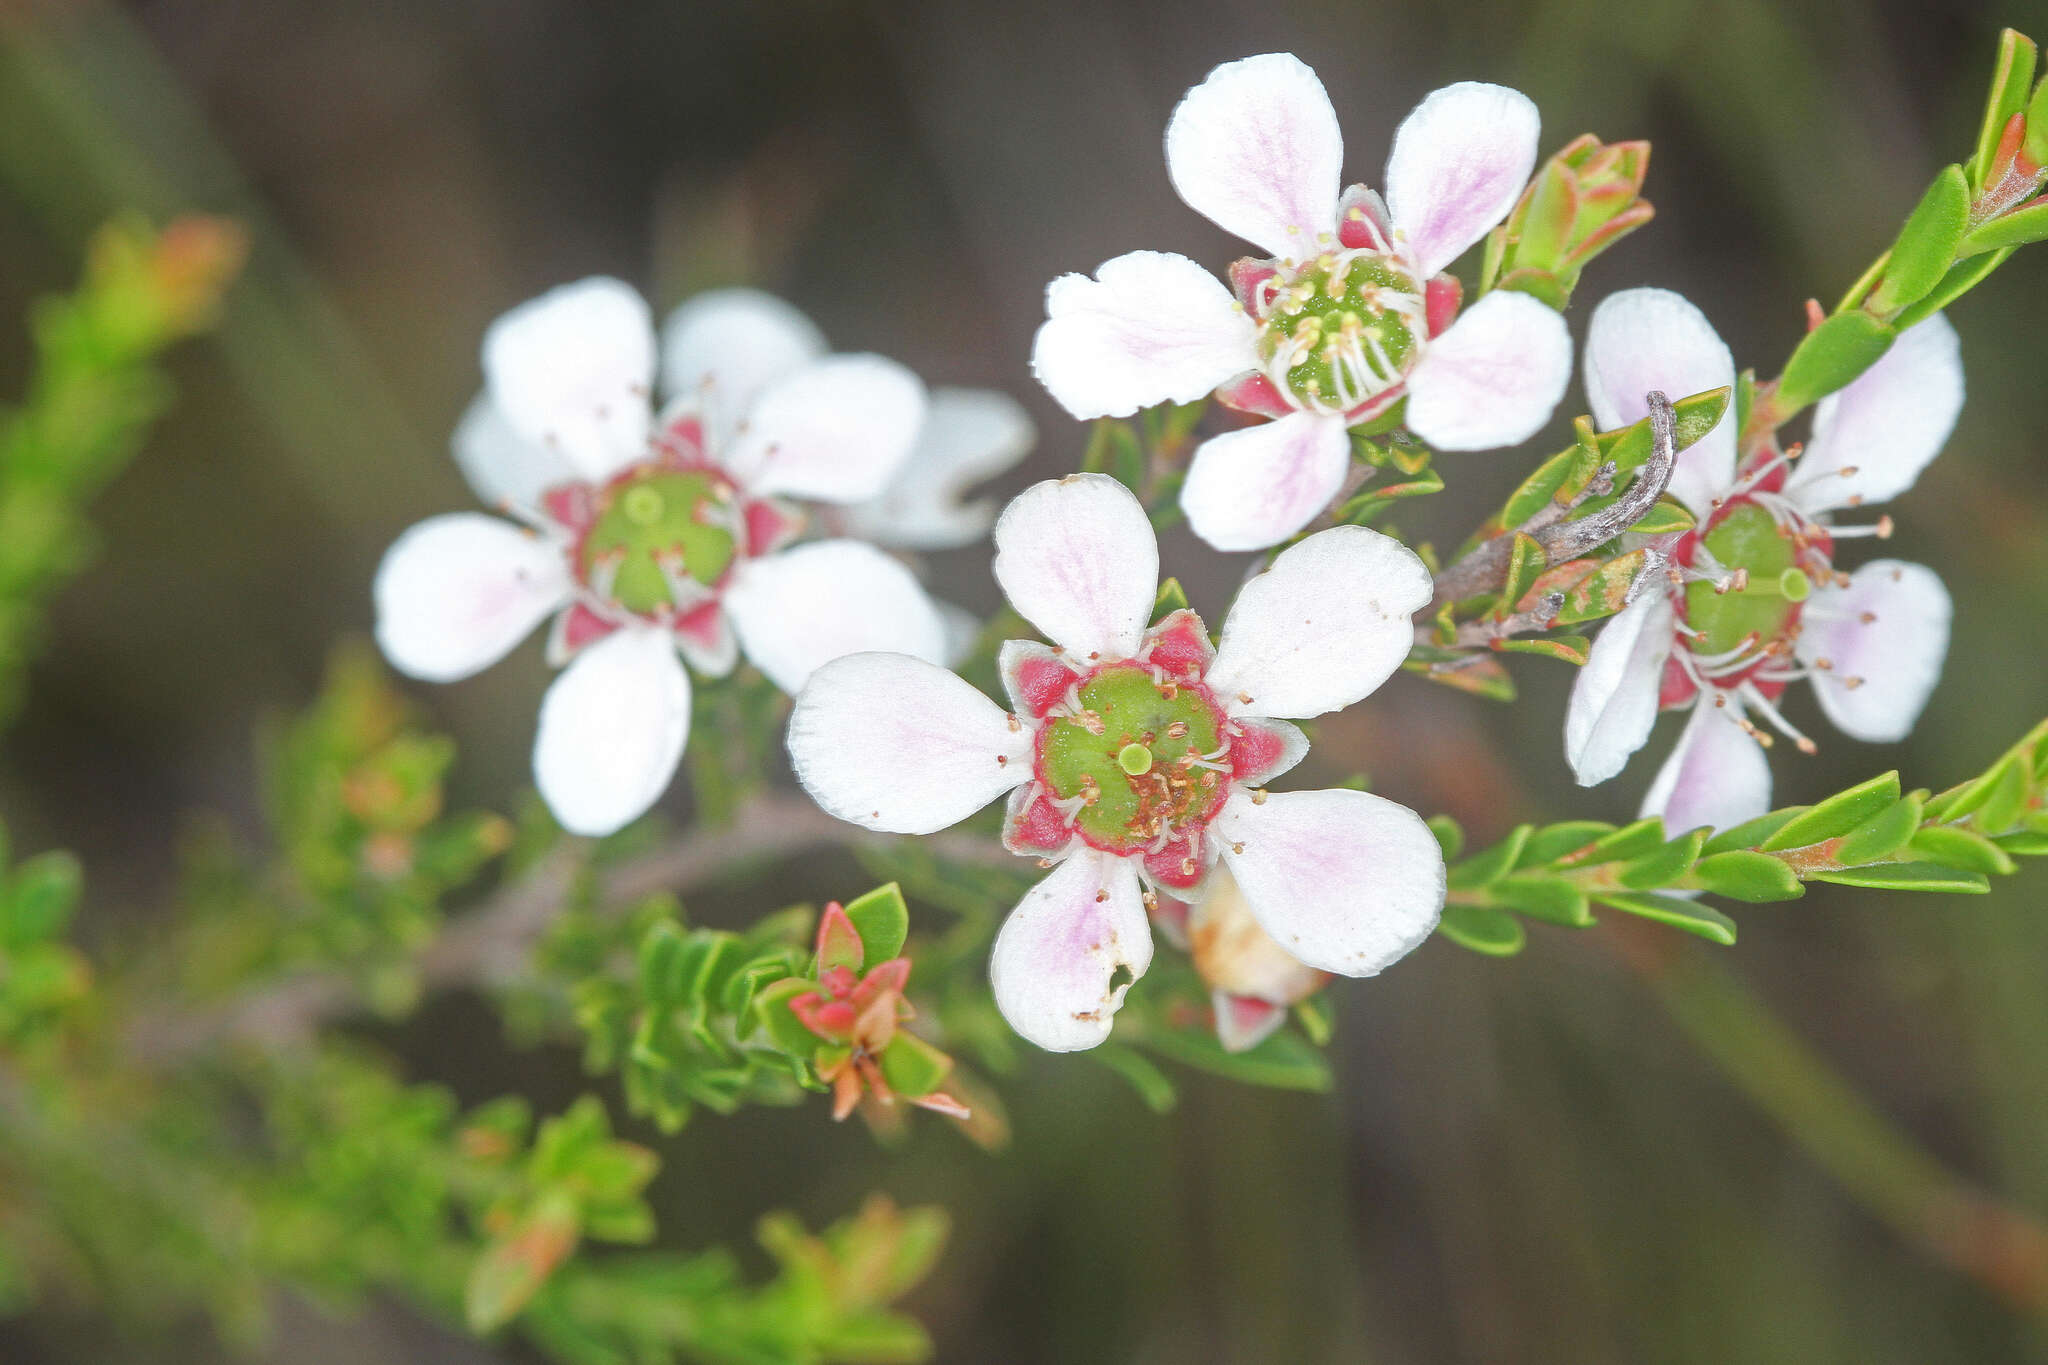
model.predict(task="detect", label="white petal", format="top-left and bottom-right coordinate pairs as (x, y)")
top-left (533, 628), bottom-right (690, 837)
top-left (725, 540), bottom-right (948, 695)
top-left (786, 651), bottom-right (1031, 834)
top-left (1031, 251), bottom-right (1258, 420)
top-left (1582, 288), bottom-right (1737, 517)
top-left (482, 277), bottom-right (655, 482)
top-left (990, 851), bottom-right (1151, 1052)
top-left (718, 353), bottom-right (926, 504)
top-left (658, 288), bottom-right (826, 444)
top-left (1787, 314), bottom-right (1964, 514)
top-left (1206, 524), bottom-right (1433, 720)
top-left (1384, 82), bottom-right (1540, 278)
top-left (1163, 52), bottom-right (1344, 259)
top-left (1640, 701), bottom-right (1772, 834)
top-left (1404, 290), bottom-right (1571, 451)
top-left (1215, 788), bottom-right (1445, 977)
top-left (374, 513), bottom-right (570, 683)
top-left (1794, 559), bottom-right (1950, 742)
top-left (1565, 589), bottom-right (1676, 785)
top-left (1179, 412), bottom-right (1351, 552)
top-left (451, 395), bottom-right (582, 511)
top-left (992, 474), bottom-right (1159, 658)
top-left (841, 387), bottom-right (1035, 549)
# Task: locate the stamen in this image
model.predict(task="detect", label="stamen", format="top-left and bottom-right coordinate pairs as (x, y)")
top-left (1739, 682), bottom-right (1819, 754)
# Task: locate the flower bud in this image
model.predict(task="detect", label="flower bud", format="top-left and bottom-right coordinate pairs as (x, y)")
top-left (1483, 135), bottom-right (1653, 308)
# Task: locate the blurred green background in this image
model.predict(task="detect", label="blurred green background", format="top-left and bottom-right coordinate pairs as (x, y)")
top-left (4, 0), bottom-right (2048, 1360)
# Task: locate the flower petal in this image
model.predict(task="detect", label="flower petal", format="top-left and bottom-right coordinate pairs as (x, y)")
top-left (720, 353), bottom-right (927, 504)
top-left (787, 652), bottom-right (1031, 834)
top-left (1031, 251), bottom-right (1258, 420)
top-left (1640, 700), bottom-right (1772, 834)
top-left (374, 513), bottom-right (570, 683)
top-left (1403, 289), bottom-right (1572, 451)
top-left (989, 851), bottom-right (1151, 1052)
top-left (841, 387), bottom-right (1036, 549)
top-left (1215, 788), bottom-right (1445, 977)
top-left (1794, 559), bottom-right (1950, 742)
top-left (533, 627), bottom-right (691, 837)
top-left (1582, 288), bottom-right (1736, 517)
top-left (725, 540), bottom-right (948, 695)
top-left (1565, 588), bottom-right (1676, 785)
top-left (992, 474), bottom-right (1158, 658)
top-left (658, 288), bottom-right (826, 444)
top-left (482, 277), bottom-right (655, 482)
top-left (1163, 52), bottom-right (1344, 259)
top-left (1786, 314), bottom-right (1964, 514)
top-left (1384, 82), bottom-right (1540, 279)
top-left (451, 395), bottom-right (583, 511)
top-left (1206, 524), bottom-right (1433, 720)
top-left (1179, 411), bottom-right (1351, 552)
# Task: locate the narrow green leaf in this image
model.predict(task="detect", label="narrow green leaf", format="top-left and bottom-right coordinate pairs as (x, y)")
top-left (1617, 829), bottom-right (1708, 889)
top-left (1958, 200), bottom-right (2048, 256)
top-left (751, 977), bottom-right (821, 1055)
top-left (1292, 994), bottom-right (1335, 1045)
top-left (1090, 1043), bottom-right (1178, 1113)
top-left (1150, 577), bottom-right (1190, 623)
top-left (843, 883), bottom-right (909, 964)
top-left (1690, 851), bottom-right (1804, 902)
top-left (1870, 166), bottom-right (1971, 314)
top-left (1426, 814), bottom-right (1465, 860)
top-left (1777, 312), bottom-right (1896, 410)
top-left (1906, 825), bottom-right (2017, 876)
top-left (1497, 533), bottom-right (1546, 615)
top-left (1518, 820), bottom-right (1617, 869)
top-left (1760, 772), bottom-right (1902, 850)
top-left (3, 850), bottom-right (82, 947)
top-left (1833, 794), bottom-right (1925, 864)
top-left (1895, 247), bottom-right (2014, 329)
top-left (1993, 831), bottom-right (2048, 855)
top-left (1929, 751), bottom-right (2025, 824)
top-left (1555, 550), bottom-right (1656, 625)
top-left (1628, 499), bottom-right (1697, 535)
top-left (877, 1031), bottom-right (954, 1098)
top-left (1701, 808), bottom-right (1808, 855)
top-left (1446, 825), bottom-right (1532, 889)
top-left (1974, 751), bottom-right (2033, 834)
top-left (1568, 817), bottom-right (1667, 865)
top-left (1593, 891), bottom-right (1738, 945)
top-left (1141, 1025), bottom-right (1333, 1091)
top-left (1809, 862), bottom-right (1990, 893)
top-left (1970, 28), bottom-right (2039, 189)
top-left (1492, 635), bottom-right (1590, 666)
top-left (1437, 904), bottom-right (1527, 956)
top-left (1488, 875), bottom-right (1594, 927)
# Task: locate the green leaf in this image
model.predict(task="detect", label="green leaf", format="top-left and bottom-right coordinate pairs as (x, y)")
top-left (467, 1195), bottom-right (580, 1333)
top-left (1928, 751), bottom-right (2027, 825)
top-left (1141, 1024), bottom-right (1333, 1091)
top-left (1446, 825), bottom-right (1532, 889)
top-left (1906, 825), bottom-right (2017, 876)
top-left (1617, 829), bottom-right (1708, 890)
top-left (1871, 166), bottom-right (1972, 314)
top-left (1959, 200), bottom-right (2048, 256)
top-left (1895, 247), bottom-right (2013, 329)
top-left (1150, 577), bottom-right (1190, 624)
top-left (1970, 28), bottom-right (2039, 190)
top-left (1628, 499), bottom-right (1697, 535)
top-left (1834, 794), bottom-right (1926, 864)
top-left (1809, 862), bottom-right (1990, 893)
top-left (1567, 817), bottom-right (1667, 865)
top-left (1975, 751), bottom-right (2034, 834)
top-left (1492, 635), bottom-right (1589, 666)
top-left (1092, 1043), bottom-right (1178, 1113)
top-left (1777, 311), bottom-right (1896, 410)
top-left (1556, 551), bottom-right (1657, 625)
top-left (1594, 386), bottom-right (1732, 479)
top-left (1335, 466), bottom-right (1444, 526)
top-left (1759, 772), bottom-right (1902, 850)
top-left (1593, 891), bottom-right (1738, 945)
top-left (843, 883), bottom-right (909, 964)
top-left (1701, 808), bottom-right (1808, 855)
top-left (877, 1031), bottom-right (954, 1099)
top-left (751, 977), bottom-right (821, 1055)
top-left (2, 850), bottom-right (81, 947)
top-left (1488, 875), bottom-right (1594, 927)
top-left (1426, 814), bottom-right (1464, 860)
top-left (1497, 533), bottom-right (1546, 616)
top-left (1293, 994), bottom-right (1335, 1046)
top-left (1437, 904), bottom-right (1527, 956)
top-left (1995, 831), bottom-right (2048, 855)
top-left (1690, 851), bottom-right (1804, 902)
top-left (1518, 820), bottom-right (1617, 869)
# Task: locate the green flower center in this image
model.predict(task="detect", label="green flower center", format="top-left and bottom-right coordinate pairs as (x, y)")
top-left (1255, 250), bottom-right (1427, 414)
top-left (579, 468), bottom-right (737, 617)
top-left (1682, 501), bottom-right (1808, 658)
top-left (1038, 664), bottom-right (1227, 853)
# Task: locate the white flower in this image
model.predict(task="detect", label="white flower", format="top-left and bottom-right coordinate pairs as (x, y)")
top-left (1564, 288), bottom-right (1962, 833)
top-left (376, 279), bottom-right (961, 837)
top-left (1030, 53), bottom-right (1572, 552)
top-left (786, 473), bottom-right (1445, 1052)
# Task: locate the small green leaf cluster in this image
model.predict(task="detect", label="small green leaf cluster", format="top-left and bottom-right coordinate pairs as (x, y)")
top-left (1081, 398), bottom-right (1206, 528)
top-left (0, 824), bottom-right (87, 1046)
top-left (1480, 134), bottom-right (1655, 308)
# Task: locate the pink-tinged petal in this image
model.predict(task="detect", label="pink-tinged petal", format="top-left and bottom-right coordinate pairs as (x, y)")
top-left (1640, 699), bottom-right (1772, 834)
top-left (1336, 184), bottom-right (1394, 251)
top-left (725, 540), bottom-right (947, 695)
top-left (1032, 251), bottom-right (1258, 420)
top-left (1142, 609), bottom-right (1217, 678)
top-left (533, 627), bottom-right (690, 837)
top-left (1215, 788), bottom-right (1445, 976)
top-left (1164, 52), bottom-right (1344, 259)
top-left (374, 513), bottom-right (571, 683)
top-left (545, 601), bottom-right (621, 666)
top-left (451, 395), bottom-right (583, 512)
top-left (1188, 862), bottom-right (1327, 1008)
top-left (724, 354), bottom-right (927, 504)
top-left (990, 851), bottom-right (1151, 1052)
top-left (742, 498), bottom-right (805, 558)
top-left (841, 387), bottom-right (1036, 550)
top-left (1215, 370), bottom-right (1295, 418)
top-left (1207, 524), bottom-right (1433, 720)
top-left (788, 651), bottom-right (1031, 834)
top-left (1003, 782), bottom-right (1078, 858)
top-left (1404, 289), bottom-right (1571, 451)
top-left (658, 288), bottom-right (826, 444)
top-left (1180, 411), bottom-right (1351, 552)
top-left (1565, 588), bottom-right (1676, 786)
top-left (1212, 992), bottom-right (1289, 1053)
top-left (1582, 288), bottom-right (1736, 517)
top-left (1425, 274), bottom-right (1463, 338)
top-left (1144, 826), bottom-right (1217, 893)
top-left (1384, 83), bottom-right (1540, 278)
top-left (1229, 257), bottom-right (1282, 311)
top-left (482, 277), bottom-right (655, 482)
top-left (1793, 559), bottom-right (1950, 743)
top-left (1229, 717), bottom-right (1309, 786)
top-left (999, 638), bottom-right (1083, 718)
top-left (671, 599), bottom-right (738, 677)
top-left (992, 474), bottom-right (1159, 658)
top-left (1787, 314), bottom-right (1964, 514)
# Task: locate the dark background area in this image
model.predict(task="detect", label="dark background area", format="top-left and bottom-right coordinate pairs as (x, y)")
top-left (3, 0), bottom-right (2048, 1361)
